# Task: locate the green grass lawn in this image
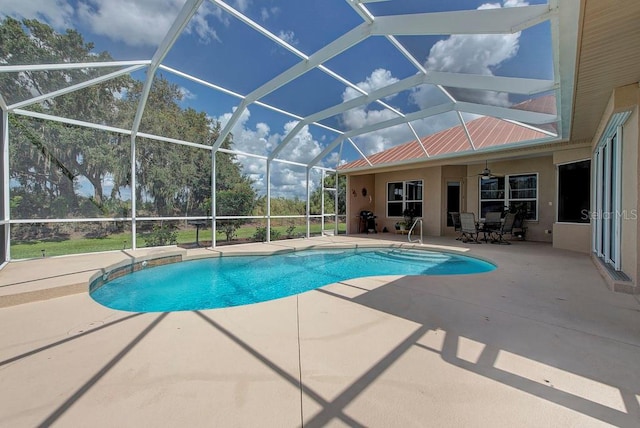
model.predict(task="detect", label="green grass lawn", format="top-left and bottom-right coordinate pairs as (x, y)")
top-left (10, 222), bottom-right (347, 259)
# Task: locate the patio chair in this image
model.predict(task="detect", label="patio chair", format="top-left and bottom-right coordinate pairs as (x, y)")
top-left (459, 212), bottom-right (481, 243)
top-left (490, 212), bottom-right (516, 244)
top-left (482, 211), bottom-right (502, 242)
top-left (449, 212), bottom-right (462, 240)
top-left (512, 214), bottom-right (528, 240)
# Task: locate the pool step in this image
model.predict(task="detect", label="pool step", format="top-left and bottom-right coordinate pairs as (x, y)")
top-left (374, 250), bottom-right (451, 263)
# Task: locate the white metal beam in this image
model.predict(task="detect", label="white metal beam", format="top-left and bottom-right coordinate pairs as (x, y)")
top-left (8, 64), bottom-right (146, 110)
top-left (159, 64), bottom-right (244, 99)
top-left (552, 0), bottom-right (580, 140)
top-left (2, 109), bottom-right (9, 260)
top-left (162, 66), bottom-right (345, 135)
top-left (425, 72), bottom-right (555, 95)
top-left (455, 102), bottom-right (557, 124)
top-left (503, 119), bottom-right (558, 137)
top-left (14, 108), bottom-right (132, 135)
top-left (311, 74), bottom-right (425, 123)
top-left (211, 22), bottom-right (371, 151)
top-left (211, 0), bottom-right (401, 139)
top-left (456, 111), bottom-right (476, 151)
top-left (0, 60), bottom-right (151, 73)
top-left (247, 23), bottom-right (371, 105)
top-left (386, 35), bottom-right (427, 74)
top-left (347, 0), bottom-right (376, 23)
top-left (271, 70), bottom-right (553, 161)
top-left (309, 102), bottom-right (454, 167)
top-left (131, 0), bottom-right (203, 137)
top-left (12, 108), bottom-right (315, 169)
top-left (550, 0), bottom-right (562, 139)
top-left (406, 122), bottom-right (429, 156)
top-left (346, 138), bottom-right (373, 167)
top-left (370, 5), bottom-right (551, 36)
top-left (268, 73), bottom-right (426, 161)
top-left (210, 0), bottom-right (308, 60)
top-left (128, 0), bottom-right (203, 250)
top-left (343, 102), bottom-right (455, 140)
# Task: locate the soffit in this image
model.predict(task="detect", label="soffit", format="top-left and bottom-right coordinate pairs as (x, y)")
top-left (571, 0), bottom-right (640, 142)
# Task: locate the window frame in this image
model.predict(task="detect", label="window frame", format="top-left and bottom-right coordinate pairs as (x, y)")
top-left (478, 172), bottom-right (538, 221)
top-left (386, 180), bottom-right (423, 219)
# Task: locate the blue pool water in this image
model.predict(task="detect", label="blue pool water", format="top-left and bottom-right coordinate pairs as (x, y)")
top-left (91, 248), bottom-right (495, 312)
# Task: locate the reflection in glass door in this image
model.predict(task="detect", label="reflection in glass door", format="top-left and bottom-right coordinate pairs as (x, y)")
top-left (1, 110), bottom-right (7, 264)
top-left (446, 182), bottom-right (460, 227)
top-left (593, 129), bottom-right (621, 270)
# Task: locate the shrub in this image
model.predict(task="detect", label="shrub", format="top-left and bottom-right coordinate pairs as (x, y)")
top-left (253, 226), bottom-right (281, 242)
top-left (144, 223), bottom-right (178, 247)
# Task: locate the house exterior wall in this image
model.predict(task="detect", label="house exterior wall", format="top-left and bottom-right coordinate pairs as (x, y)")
top-left (590, 83), bottom-right (639, 291)
top-left (552, 146), bottom-right (592, 253)
top-left (346, 174), bottom-right (376, 234)
top-left (442, 165), bottom-right (467, 236)
top-left (620, 102), bottom-right (638, 286)
top-left (465, 156), bottom-right (555, 243)
top-left (372, 166), bottom-right (442, 236)
top-left (347, 155), bottom-right (558, 242)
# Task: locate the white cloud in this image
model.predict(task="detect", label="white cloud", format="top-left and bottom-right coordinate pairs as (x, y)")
top-left (277, 30), bottom-right (297, 46)
top-left (279, 121), bottom-right (322, 163)
top-left (217, 107), bottom-right (271, 157)
top-left (76, 0), bottom-right (222, 47)
top-left (232, 0), bottom-right (251, 13)
top-left (351, 123), bottom-right (414, 156)
top-left (179, 86), bottom-right (196, 101)
top-left (342, 68), bottom-right (399, 102)
top-left (340, 68), bottom-right (412, 155)
top-left (188, 2), bottom-right (223, 43)
top-left (412, 0), bottom-right (527, 109)
top-left (260, 6), bottom-right (280, 21)
top-left (1, 0), bottom-right (264, 47)
top-left (215, 108), bottom-right (327, 198)
top-left (0, 0), bottom-right (74, 29)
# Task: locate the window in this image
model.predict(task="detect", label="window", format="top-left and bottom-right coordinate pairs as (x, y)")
top-left (479, 177), bottom-right (505, 218)
top-left (479, 173), bottom-right (537, 220)
top-left (558, 160), bottom-right (590, 223)
top-left (387, 180), bottom-right (423, 218)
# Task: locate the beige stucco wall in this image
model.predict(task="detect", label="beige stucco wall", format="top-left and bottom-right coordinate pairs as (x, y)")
top-left (347, 155), bottom-right (556, 242)
top-left (553, 223), bottom-right (591, 253)
top-left (590, 83), bottom-right (639, 286)
top-left (371, 166), bottom-right (442, 236)
top-left (635, 95), bottom-right (640, 288)
top-left (347, 155), bottom-right (557, 242)
top-left (620, 105), bottom-right (638, 285)
top-left (346, 174), bottom-right (375, 234)
top-left (465, 156), bottom-right (555, 243)
top-left (552, 147), bottom-right (592, 253)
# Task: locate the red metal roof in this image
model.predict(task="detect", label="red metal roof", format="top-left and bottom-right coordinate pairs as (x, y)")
top-left (340, 95), bottom-right (557, 170)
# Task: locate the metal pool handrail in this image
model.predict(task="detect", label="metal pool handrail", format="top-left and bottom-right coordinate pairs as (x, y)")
top-left (408, 218), bottom-right (423, 245)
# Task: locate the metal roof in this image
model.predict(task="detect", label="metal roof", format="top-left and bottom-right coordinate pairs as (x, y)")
top-left (339, 94), bottom-right (557, 170)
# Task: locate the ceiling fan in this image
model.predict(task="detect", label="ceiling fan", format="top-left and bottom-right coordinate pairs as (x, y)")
top-left (476, 160), bottom-right (503, 180)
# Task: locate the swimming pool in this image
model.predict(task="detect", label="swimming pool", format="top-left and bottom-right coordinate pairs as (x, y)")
top-left (90, 247), bottom-right (495, 312)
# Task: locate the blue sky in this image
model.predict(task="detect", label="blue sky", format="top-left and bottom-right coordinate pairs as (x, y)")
top-left (1, 0), bottom-right (554, 198)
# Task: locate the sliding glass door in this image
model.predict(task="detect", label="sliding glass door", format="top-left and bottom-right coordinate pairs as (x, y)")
top-left (593, 129), bottom-right (622, 270)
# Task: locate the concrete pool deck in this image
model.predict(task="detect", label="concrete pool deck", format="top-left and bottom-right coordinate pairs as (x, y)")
top-left (1, 235), bottom-right (639, 427)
